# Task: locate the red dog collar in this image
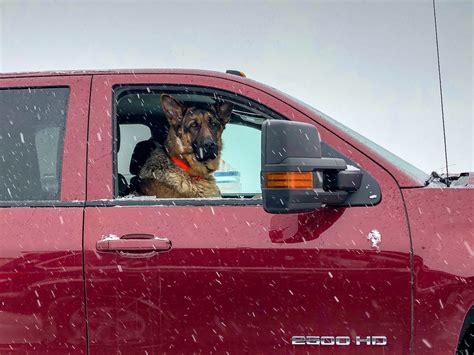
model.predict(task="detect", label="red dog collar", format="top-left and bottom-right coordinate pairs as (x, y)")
top-left (171, 156), bottom-right (203, 181)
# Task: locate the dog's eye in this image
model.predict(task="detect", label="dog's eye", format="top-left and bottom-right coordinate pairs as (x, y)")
top-left (210, 120), bottom-right (220, 127)
top-left (189, 122), bottom-right (199, 128)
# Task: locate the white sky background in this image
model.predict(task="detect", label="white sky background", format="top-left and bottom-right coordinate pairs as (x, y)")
top-left (0, 0), bottom-right (472, 174)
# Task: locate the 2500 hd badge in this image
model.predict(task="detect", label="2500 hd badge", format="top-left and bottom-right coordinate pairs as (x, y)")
top-left (292, 335), bottom-right (388, 346)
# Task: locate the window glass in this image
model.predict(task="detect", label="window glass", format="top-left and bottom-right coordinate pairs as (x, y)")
top-left (0, 87), bottom-right (69, 201)
top-left (35, 126), bottom-right (61, 194)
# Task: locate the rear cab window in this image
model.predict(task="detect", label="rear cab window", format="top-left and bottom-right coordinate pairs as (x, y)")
top-left (0, 87), bottom-right (69, 201)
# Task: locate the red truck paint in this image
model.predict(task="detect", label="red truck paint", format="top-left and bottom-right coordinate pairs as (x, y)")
top-left (0, 70), bottom-right (472, 354)
top-left (403, 188), bottom-right (473, 353)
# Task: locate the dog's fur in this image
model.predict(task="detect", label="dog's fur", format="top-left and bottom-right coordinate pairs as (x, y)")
top-left (136, 94), bottom-right (233, 198)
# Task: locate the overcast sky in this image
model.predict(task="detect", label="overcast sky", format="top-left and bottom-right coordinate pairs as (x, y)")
top-left (1, 0), bottom-right (472, 174)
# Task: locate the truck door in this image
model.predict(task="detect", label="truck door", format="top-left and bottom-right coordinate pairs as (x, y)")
top-left (0, 75), bottom-right (91, 353)
top-left (84, 73), bottom-right (412, 353)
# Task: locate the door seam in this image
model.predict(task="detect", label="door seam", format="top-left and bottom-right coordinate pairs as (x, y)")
top-left (399, 188), bottom-right (415, 355)
top-left (81, 75), bottom-right (94, 355)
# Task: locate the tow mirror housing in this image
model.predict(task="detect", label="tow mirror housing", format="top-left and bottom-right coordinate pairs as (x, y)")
top-left (261, 120), bottom-right (363, 213)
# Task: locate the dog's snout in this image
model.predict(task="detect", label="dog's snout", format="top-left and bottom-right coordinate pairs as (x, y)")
top-left (193, 139), bottom-right (218, 161)
top-left (202, 139), bottom-right (217, 150)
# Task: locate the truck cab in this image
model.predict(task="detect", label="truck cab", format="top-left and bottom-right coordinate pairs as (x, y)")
top-left (0, 70), bottom-right (472, 354)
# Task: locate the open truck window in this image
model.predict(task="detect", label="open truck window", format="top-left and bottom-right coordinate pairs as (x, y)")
top-left (113, 86), bottom-right (271, 199)
top-left (112, 85), bottom-right (379, 206)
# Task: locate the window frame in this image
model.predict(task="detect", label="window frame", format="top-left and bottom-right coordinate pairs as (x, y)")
top-left (111, 84), bottom-right (280, 203)
top-left (110, 84), bottom-right (380, 207)
top-left (87, 73), bottom-right (388, 205)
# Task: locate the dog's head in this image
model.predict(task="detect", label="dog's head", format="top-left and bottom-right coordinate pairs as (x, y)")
top-left (160, 94), bottom-right (233, 175)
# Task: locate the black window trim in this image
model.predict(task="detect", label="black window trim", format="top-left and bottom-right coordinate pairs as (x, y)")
top-left (0, 201), bottom-right (84, 208)
top-left (86, 198), bottom-right (262, 207)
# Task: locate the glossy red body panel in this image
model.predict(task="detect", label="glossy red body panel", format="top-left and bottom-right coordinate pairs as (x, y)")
top-left (0, 75), bottom-right (91, 353)
top-left (84, 73), bottom-right (412, 353)
top-left (84, 204), bottom-right (412, 354)
top-left (403, 188), bottom-right (474, 354)
top-left (0, 209), bottom-right (85, 353)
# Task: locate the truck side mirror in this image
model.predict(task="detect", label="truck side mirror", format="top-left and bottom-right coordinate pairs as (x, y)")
top-left (261, 120), bottom-right (363, 213)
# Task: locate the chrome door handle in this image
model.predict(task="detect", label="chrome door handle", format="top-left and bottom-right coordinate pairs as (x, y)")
top-left (96, 234), bottom-right (171, 254)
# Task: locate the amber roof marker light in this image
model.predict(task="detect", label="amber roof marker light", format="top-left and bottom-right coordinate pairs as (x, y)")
top-left (225, 70), bottom-right (246, 77)
top-left (264, 172), bottom-right (314, 189)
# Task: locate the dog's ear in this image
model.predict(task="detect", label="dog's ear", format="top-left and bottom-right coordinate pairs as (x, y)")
top-left (215, 101), bottom-right (233, 125)
top-left (161, 94), bottom-right (185, 128)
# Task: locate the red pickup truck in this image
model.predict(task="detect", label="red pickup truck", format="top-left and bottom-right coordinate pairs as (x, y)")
top-left (0, 70), bottom-right (472, 354)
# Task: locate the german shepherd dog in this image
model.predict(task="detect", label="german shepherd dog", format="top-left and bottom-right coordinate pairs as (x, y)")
top-left (137, 94), bottom-right (233, 198)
